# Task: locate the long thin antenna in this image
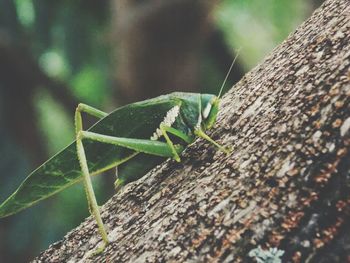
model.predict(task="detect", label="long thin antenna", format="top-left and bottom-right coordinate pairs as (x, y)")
top-left (218, 48), bottom-right (241, 98)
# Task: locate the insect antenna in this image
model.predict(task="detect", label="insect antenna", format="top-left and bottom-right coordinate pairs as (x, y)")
top-left (218, 48), bottom-right (242, 98)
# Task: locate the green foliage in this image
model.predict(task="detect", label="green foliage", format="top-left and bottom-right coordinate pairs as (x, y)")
top-left (71, 66), bottom-right (109, 107)
top-left (15, 0), bottom-right (34, 27)
top-left (35, 90), bottom-right (74, 155)
top-left (214, 0), bottom-right (310, 69)
top-left (39, 50), bottom-right (70, 79)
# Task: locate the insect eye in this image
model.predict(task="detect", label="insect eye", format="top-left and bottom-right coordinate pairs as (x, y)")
top-left (202, 103), bottom-right (212, 119)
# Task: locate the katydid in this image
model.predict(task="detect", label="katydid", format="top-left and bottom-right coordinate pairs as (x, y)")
top-left (0, 57), bottom-right (237, 255)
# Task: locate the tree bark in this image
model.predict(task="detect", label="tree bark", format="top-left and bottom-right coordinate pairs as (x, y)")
top-left (33, 0), bottom-right (350, 262)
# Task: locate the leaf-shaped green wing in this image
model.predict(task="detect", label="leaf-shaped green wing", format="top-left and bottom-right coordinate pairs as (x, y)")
top-left (0, 97), bottom-right (181, 217)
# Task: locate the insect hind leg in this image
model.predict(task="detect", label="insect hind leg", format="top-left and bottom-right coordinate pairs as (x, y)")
top-left (75, 104), bottom-right (109, 254)
top-left (76, 103), bottom-right (108, 120)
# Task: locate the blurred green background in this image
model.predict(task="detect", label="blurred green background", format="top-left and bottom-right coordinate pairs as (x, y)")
top-left (0, 0), bottom-right (322, 261)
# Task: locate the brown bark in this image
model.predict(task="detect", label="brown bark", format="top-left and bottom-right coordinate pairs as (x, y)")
top-left (33, 0), bottom-right (350, 262)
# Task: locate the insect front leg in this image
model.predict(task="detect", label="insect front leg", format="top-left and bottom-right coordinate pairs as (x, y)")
top-left (194, 129), bottom-right (231, 154)
top-left (75, 104), bottom-right (109, 255)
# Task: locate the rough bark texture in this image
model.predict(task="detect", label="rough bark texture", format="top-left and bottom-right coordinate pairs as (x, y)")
top-left (33, 0), bottom-right (350, 262)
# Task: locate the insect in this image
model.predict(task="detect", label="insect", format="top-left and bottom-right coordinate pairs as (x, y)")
top-left (0, 56), bottom-right (237, 255)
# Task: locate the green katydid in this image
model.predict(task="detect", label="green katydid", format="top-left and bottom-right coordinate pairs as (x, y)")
top-left (0, 55), bottom-right (237, 255)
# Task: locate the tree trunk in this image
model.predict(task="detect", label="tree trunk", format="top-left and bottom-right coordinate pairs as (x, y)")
top-left (33, 0), bottom-right (350, 262)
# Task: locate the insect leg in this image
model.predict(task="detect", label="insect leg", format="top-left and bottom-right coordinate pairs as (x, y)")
top-left (80, 131), bottom-right (184, 157)
top-left (194, 129), bottom-right (231, 154)
top-left (159, 124), bottom-right (193, 162)
top-left (79, 131), bottom-right (185, 190)
top-left (76, 103), bottom-right (108, 119)
top-left (75, 105), bottom-right (109, 255)
top-left (159, 125), bottom-right (194, 144)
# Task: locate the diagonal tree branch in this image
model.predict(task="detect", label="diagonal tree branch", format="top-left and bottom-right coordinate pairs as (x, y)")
top-left (33, 0), bottom-right (350, 262)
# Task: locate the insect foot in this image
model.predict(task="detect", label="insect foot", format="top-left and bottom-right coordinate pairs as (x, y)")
top-left (194, 129), bottom-right (231, 154)
top-left (88, 240), bottom-right (108, 258)
top-left (114, 178), bottom-right (124, 192)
